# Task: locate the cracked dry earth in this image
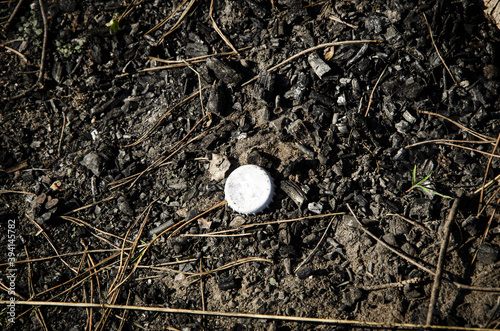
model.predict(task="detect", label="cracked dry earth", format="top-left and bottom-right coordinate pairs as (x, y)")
top-left (2, 0), bottom-right (500, 330)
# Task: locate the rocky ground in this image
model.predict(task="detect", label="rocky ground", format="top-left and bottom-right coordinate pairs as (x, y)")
top-left (1, 0), bottom-right (500, 330)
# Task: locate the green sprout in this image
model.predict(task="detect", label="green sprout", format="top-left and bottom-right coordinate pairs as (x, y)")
top-left (407, 165), bottom-right (453, 199)
top-left (106, 12), bottom-right (120, 34)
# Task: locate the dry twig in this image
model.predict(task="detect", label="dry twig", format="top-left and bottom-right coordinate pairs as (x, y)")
top-left (426, 196), bottom-right (461, 325)
top-left (423, 13), bottom-right (458, 85)
top-left (3, 300), bottom-right (498, 331)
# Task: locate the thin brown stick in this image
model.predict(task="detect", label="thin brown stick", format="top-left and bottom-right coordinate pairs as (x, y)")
top-left (346, 204), bottom-right (500, 293)
top-left (418, 111), bottom-right (494, 142)
top-left (3, 300), bottom-right (498, 331)
top-left (387, 213), bottom-right (431, 234)
top-left (294, 218), bottom-right (335, 273)
top-left (329, 16), bottom-right (358, 29)
top-left (426, 197), bottom-right (461, 325)
top-left (149, 47), bottom-right (250, 65)
top-left (3, 45), bottom-right (28, 65)
top-left (3, 0), bottom-right (25, 30)
top-left (357, 277), bottom-right (422, 291)
top-left (158, 0), bottom-right (195, 45)
top-left (26, 215), bottom-right (77, 273)
top-left (472, 196), bottom-right (500, 265)
top-left (24, 246), bottom-right (49, 331)
top-left (64, 195), bottom-right (116, 215)
top-left (57, 111), bottom-right (66, 157)
top-left (239, 212), bottom-right (345, 230)
top-left (210, 0), bottom-right (239, 55)
top-left (242, 39), bottom-right (381, 87)
top-left (479, 132), bottom-right (500, 213)
top-left (124, 88), bottom-right (204, 147)
top-left (9, 0), bottom-right (48, 100)
top-left (0, 189), bottom-right (36, 195)
top-left (474, 174), bottom-right (500, 195)
top-left (423, 13), bottom-right (457, 85)
top-left (406, 141), bottom-right (500, 158)
top-left (364, 64), bottom-right (388, 117)
top-left (0, 247), bottom-right (137, 267)
top-left (169, 200), bottom-right (228, 238)
top-left (187, 257), bottom-right (272, 280)
top-left (144, 0), bottom-right (187, 36)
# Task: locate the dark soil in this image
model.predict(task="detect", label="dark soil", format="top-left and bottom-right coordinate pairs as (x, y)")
top-left (2, 0), bottom-right (500, 330)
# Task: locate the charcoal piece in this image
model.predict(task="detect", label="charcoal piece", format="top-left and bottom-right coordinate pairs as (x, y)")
top-left (309, 90), bottom-right (335, 107)
top-left (206, 81), bottom-right (226, 115)
top-left (461, 215), bottom-right (480, 236)
top-left (245, 0), bottom-right (269, 19)
top-left (185, 43), bottom-right (208, 58)
top-left (81, 152), bottom-right (101, 177)
top-left (254, 71), bottom-right (276, 103)
top-left (296, 266), bottom-right (312, 279)
top-left (308, 52), bottom-right (331, 79)
top-left (343, 288), bottom-right (363, 308)
top-left (476, 243), bottom-right (500, 264)
top-left (45, 198), bottom-right (59, 210)
top-left (218, 275), bottom-right (238, 291)
top-left (287, 119), bottom-right (314, 146)
top-left (206, 58), bottom-right (242, 86)
top-left (288, 71), bottom-right (308, 103)
top-left (246, 149), bottom-right (275, 169)
top-left (280, 180), bottom-right (306, 208)
top-left (403, 284), bottom-right (423, 299)
top-left (346, 44), bottom-right (369, 67)
top-left (117, 196), bottom-right (133, 215)
top-left (279, 244), bottom-right (297, 257)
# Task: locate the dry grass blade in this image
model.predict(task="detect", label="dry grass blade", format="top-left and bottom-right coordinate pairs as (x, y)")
top-left (149, 47), bottom-right (250, 65)
top-left (347, 204), bottom-right (500, 293)
top-left (187, 257), bottom-right (272, 280)
top-left (57, 111), bottom-right (66, 157)
top-left (364, 64), bottom-right (388, 117)
top-left (210, 0), bottom-right (239, 55)
top-left (426, 197), bottom-right (461, 325)
top-left (3, 300), bottom-right (499, 330)
top-left (124, 89), bottom-right (203, 147)
top-left (64, 195), bottom-right (115, 215)
top-left (406, 140), bottom-right (500, 159)
top-left (9, 0), bottom-right (48, 100)
top-left (423, 13), bottom-right (457, 85)
top-left (329, 16), bottom-right (358, 29)
top-left (144, 0), bottom-right (188, 36)
top-left (0, 248), bottom-right (135, 267)
top-left (239, 212), bottom-right (345, 230)
top-left (242, 39), bottom-right (381, 86)
top-left (472, 195), bottom-right (500, 265)
top-left (387, 213), bottom-right (431, 234)
top-left (0, 189), bottom-right (36, 195)
top-left (110, 113), bottom-right (210, 190)
top-left (294, 217), bottom-right (335, 274)
top-left (108, 201), bottom-right (156, 296)
top-left (169, 200), bottom-right (227, 238)
top-left (27, 216), bottom-right (77, 273)
top-left (158, 0), bottom-right (196, 45)
top-left (479, 132), bottom-right (500, 213)
top-left (61, 215), bottom-right (133, 248)
top-left (118, 0), bottom-right (144, 22)
top-left (418, 111), bottom-right (494, 142)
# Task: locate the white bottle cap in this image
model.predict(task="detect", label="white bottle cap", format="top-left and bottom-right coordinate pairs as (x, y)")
top-left (224, 165), bottom-right (274, 214)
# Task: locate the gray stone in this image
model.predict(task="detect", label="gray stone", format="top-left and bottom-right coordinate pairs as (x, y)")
top-left (81, 152), bottom-right (101, 177)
